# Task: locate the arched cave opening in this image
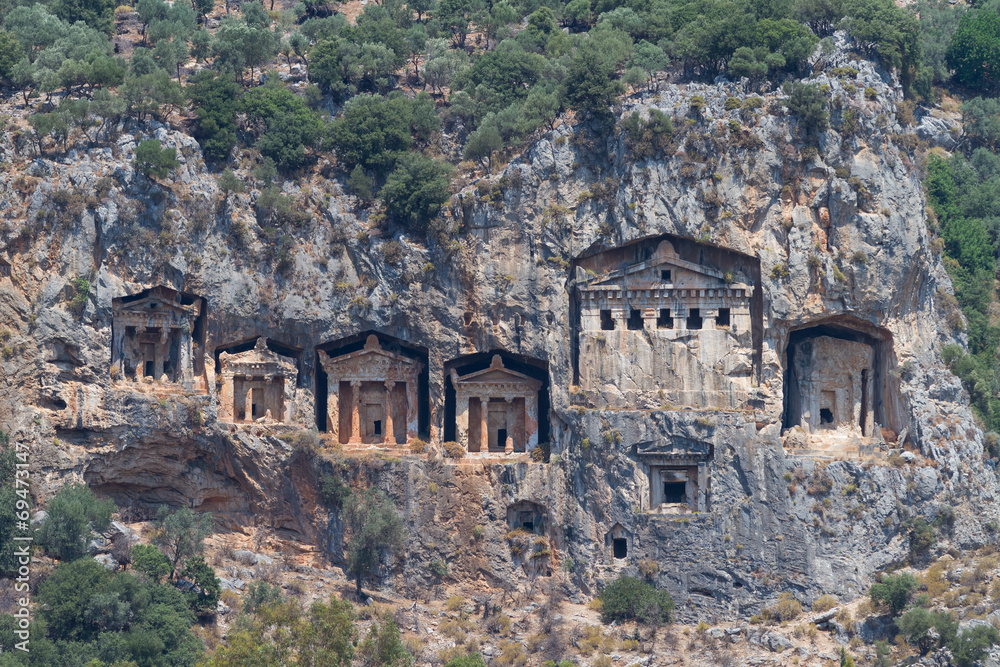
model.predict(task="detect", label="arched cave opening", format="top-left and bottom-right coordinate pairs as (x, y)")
top-left (781, 316), bottom-right (906, 438)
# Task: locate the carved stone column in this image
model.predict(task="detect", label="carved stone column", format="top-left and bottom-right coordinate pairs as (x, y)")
top-left (218, 372), bottom-right (235, 422)
top-left (179, 326), bottom-right (193, 387)
top-left (703, 309), bottom-right (717, 330)
top-left (244, 386), bottom-right (253, 423)
top-left (480, 396), bottom-right (490, 451)
top-left (384, 381), bottom-right (395, 445)
top-left (111, 324), bottom-right (125, 380)
top-left (350, 380), bottom-right (362, 444)
top-left (406, 380), bottom-right (419, 443)
top-left (525, 392), bottom-right (539, 451)
top-left (504, 397), bottom-right (514, 454)
top-left (158, 327), bottom-right (169, 380)
top-left (327, 380), bottom-right (340, 441)
top-left (456, 391), bottom-right (470, 451)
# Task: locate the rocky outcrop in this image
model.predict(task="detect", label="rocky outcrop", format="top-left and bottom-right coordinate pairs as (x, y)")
top-left (0, 34), bottom-right (996, 619)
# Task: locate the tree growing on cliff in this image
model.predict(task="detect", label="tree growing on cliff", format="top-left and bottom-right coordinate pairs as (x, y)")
top-left (782, 81), bottom-right (829, 134)
top-left (182, 555), bottom-right (221, 615)
top-left (869, 572), bottom-right (917, 615)
top-left (597, 575), bottom-right (674, 625)
top-left (131, 543), bottom-right (172, 582)
top-left (379, 153), bottom-right (454, 232)
top-left (947, 7), bottom-right (1000, 92)
top-left (37, 483), bottom-right (115, 562)
top-left (344, 487), bottom-right (405, 597)
top-left (134, 138), bottom-right (180, 179)
top-left (152, 505), bottom-right (214, 579)
top-left (356, 613), bottom-right (413, 667)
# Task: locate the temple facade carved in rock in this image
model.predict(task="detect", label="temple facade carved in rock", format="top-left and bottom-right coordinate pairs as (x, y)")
top-left (111, 286), bottom-right (207, 391)
top-left (636, 438), bottom-right (712, 513)
top-left (789, 336), bottom-right (873, 437)
top-left (574, 237), bottom-right (759, 410)
top-left (318, 335), bottom-right (422, 445)
top-left (217, 338), bottom-right (298, 424)
top-left (451, 355), bottom-right (542, 454)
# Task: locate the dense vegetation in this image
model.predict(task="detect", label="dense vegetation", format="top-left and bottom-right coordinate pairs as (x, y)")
top-left (869, 572), bottom-right (1000, 666)
top-left (0, 483), bottom-right (218, 666)
top-left (0, 0), bottom-right (951, 243)
top-left (0, 460), bottom-right (411, 665)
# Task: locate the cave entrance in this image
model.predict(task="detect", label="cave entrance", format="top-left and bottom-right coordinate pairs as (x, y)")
top-left (782, 317), bottom-right (905, 438)
top-left (627, 309), bottom-right (644, 330)
top-left (605, 523), bottom-right (631, 563)
top-left (613, 538), bottom-right (628, 559)
top-left (600, 310), bottom-right (615, 330)
top-left (507, 501), bottom-right (545, 535)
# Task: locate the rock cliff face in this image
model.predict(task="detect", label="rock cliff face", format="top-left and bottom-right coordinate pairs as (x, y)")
top-left (0, 36), bottom-right (995, 619)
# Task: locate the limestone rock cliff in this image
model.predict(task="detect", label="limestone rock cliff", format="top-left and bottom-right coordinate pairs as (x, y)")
top-left (0, 35), bottom-right (995, 619)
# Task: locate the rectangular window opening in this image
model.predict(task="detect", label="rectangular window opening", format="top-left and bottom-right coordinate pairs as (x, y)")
top-left (716, 308), bottom-right (731, 328)
top-left (657, 308), bottom-right (672, 329)
top-left (686, 308), bottom-right (703, 330)
top-left (660, 269), bottom-right (671, 282)
top-left (144, 360), bottom-right (154, 377)
top-left (373, 419), bottom-right (382, 436)
top-left (600, 309), bottom-right (615, 330)
top-left (663, 481), bottom-right (686, 504)
top-left (626, 309), bottom-right (643, 330)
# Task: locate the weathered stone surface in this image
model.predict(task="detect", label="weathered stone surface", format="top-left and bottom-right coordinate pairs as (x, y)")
top-left (0, 33), bottom-right (996, 621)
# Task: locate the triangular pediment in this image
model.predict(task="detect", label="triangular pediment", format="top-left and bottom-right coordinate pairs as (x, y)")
top-left (325, 347), bottom-right (418, 368)
top-left (453, 355), bottom-right (542, 389)
top-left (588, 258), bottom-right (726, 287)
top-left (319, 335), bottom-right (423, 380)
top-left (580, 239), bottom-right (753, 289)
top-left (114, 286), bottom-right (201, 318)
top-left (458, 368), bottom-right (538, 385)
top-left (117, 295), bottom-right (192, 314)
top-left (221, 338), bottom-right (297, 376)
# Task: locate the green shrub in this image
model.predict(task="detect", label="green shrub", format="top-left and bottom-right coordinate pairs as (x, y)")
top-left (869, 572), bottom-right (917, 616)
top-left (68, 277), bottom-right (90, 317)
top-left (951, 624), bottom-right (1000, 667)
top-left (131, 543), bottom-right (172, 583)
top-left (345, 487), bottom-right (405, 596)
top-left (444, 654), bottom-right (486, 667)
top-left (782, 81), bottom-right (829, 134)
top-left (134, 138), bottom-right (179, 178)
top-left (37, 483), bottom-right (115, 561)
top-left (597, 575), bottom-right (674, 625)
top-left (899, 607), bottom-right (957, 653)
top-left (379, 153), bottom-right (454, 232)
